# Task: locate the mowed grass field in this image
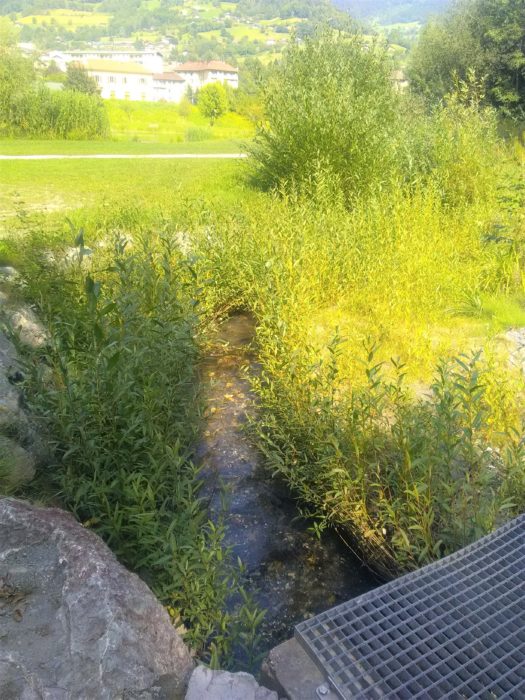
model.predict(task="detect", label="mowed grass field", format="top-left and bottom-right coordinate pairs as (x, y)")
top-left (0, 157), bottom-right (254, 225)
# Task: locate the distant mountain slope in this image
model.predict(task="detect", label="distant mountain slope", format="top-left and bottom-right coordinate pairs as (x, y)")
top-left (1, 0), bottom-right (352, 61)
top-left (334, 0), bottom-right (451, 23)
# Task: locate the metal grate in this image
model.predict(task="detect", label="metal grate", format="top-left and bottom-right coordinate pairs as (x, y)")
top-left (296, 515), bottom-right (525, 699)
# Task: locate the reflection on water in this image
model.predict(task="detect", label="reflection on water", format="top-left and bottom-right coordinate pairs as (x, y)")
top-left (194, 312), bottom-right (377, 650)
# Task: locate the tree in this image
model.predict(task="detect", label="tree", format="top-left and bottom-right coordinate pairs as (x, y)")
top-left (64, 63), bottom-right (100, 96)
top-left (197, 83), bottom-right (229, 125)
top-left (0, 17), bottom-right (19, 47)
top-left (0, 47), bottom-right (34, 129)
top-left (474, 0), bottom-right (525, 116)
top-left (408, 8), bottom-right (481, 102)
top-left (409, 0), bottom-right (525, 117)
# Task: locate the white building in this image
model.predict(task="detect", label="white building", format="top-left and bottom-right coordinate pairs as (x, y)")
top-left (85, 60), bottom-right (154, 101)
top-left (61, 56), bottom-right (239, 104)
top-left (152, 72), bottom-right (187, 103)
top-left (175, 61), bottom-right (239, 92)
top-left (42, 49), bottom-right (163, 73)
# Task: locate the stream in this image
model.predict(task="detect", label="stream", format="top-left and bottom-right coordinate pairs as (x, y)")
top-left (195, 312), bottom-right (377, 652)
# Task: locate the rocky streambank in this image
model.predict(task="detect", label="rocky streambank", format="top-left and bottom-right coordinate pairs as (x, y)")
top-left (0, 270), bottom-right (279, 699)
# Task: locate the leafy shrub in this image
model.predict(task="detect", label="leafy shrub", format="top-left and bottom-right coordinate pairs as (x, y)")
top-left (251, 340), bottom-right (525, 578)
top-left (249, 28), bottom-right (400, 202)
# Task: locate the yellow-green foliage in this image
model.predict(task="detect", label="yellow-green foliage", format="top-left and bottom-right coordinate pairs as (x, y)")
top-left (5, 44), bottom-right (525, 585)
top-left (106, 98), bottom-right (254, 143)
top-left (19, 10), bottom-right (110, 29)
top-left (190, 106), bottom-right (525, 576)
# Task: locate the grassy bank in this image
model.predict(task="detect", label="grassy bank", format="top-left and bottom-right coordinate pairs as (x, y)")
top-left (5, 125), bottom-right (525, 579)
top-left (8, 220), bottom-right (262, 668)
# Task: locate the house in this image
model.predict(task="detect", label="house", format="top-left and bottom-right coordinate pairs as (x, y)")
top-left (175, 61), bottom-right (239, 92)
top-left (152, 72), bottom-right (187, 103)
top-left (42, 50), bottom-right (163, 73)
top-left (68, 55), bottom-right (239, 103)
top-left (84, 60), bottom-right (154, 101)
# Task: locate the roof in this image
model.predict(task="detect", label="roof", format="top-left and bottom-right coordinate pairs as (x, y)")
top-left (83, 60), bottom-right (152, 76)
top-left (70, 50), bottom-right (161, 57)
top-left (153, 72), bottom-right (185, 82)
top-left (177, 61), bottom-right (238, 73)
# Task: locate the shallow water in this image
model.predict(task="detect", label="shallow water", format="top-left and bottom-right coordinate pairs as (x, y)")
top-left (195, 312), bottom-right (377, 650)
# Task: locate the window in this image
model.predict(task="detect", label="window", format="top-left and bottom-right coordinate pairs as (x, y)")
top-left (122, 77), bottom-right (127, 84)
top-left (140, 78), bottom-right (145, 84)
top-left (109, 76), bottom-right (115, 83)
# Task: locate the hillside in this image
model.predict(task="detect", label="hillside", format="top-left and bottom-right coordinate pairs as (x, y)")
top-left (2, 0), bottom-right (352, 60)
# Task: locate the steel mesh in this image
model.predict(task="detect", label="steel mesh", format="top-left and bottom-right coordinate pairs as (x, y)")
top-left (296, 515), bottom-right (525, 699)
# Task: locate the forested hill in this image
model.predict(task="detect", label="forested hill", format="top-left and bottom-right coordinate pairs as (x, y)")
top-left (1, 0), bottom-right (341, 21)
top-left (1, 0), bottom-right (352, 56)
top-left (334, 0), bottom-right (451, 23)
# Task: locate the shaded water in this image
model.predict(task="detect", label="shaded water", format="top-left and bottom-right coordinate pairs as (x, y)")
top-left (195, 312), bottom-right (377, 650)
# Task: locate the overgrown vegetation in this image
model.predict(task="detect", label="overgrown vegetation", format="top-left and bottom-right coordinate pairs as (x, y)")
top-left (0, 40), bottom-right (108, 139)
top-left (10, 224), bottom-right (262, 668)
top-left (2, 13), bottom-right (525, 669)
top-left (195, 28), bottom-right (525, 577)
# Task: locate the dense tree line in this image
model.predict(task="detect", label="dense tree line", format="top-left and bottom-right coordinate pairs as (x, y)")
top-left (409, 0), bottom-right (525, 117)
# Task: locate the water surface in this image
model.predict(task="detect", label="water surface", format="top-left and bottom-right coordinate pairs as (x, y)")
top-left (195, 312), bottom-right (377, 650)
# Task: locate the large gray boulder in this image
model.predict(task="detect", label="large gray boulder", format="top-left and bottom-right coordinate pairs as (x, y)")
top-left (0, 498), bottom-right (194, 699)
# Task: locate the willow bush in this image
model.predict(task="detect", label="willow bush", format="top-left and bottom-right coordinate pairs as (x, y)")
top-left (189, 169), bottom-right (525, 577)
top-left (249, 29), bottom-right (400, 203)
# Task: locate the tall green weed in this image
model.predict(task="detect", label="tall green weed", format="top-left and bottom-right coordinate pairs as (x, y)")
top-left (12, 225), bottom-right (260, 667)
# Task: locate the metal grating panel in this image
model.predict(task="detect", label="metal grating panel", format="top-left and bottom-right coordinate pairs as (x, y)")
top-left (296, 515), bottom-right (525, 699)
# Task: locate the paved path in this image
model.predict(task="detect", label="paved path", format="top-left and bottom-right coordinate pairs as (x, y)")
top-left (0, 153), bottom-right (247, 161)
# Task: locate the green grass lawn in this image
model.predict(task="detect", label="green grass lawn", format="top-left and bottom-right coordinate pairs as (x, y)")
top-left (0, 157), bottom-right (253, 224)
top-left (0, 139), bottom-right (249, 156)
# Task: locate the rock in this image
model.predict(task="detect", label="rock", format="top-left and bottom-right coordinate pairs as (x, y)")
top-left (185, 666), bottom-right (278, 700)
top-left (0, 436), bottom-right (35, 488)
top-left (260, 638), bottom-right (326, 700)
top-left (7, 307), bottom-right (48, 348)
top-left (502, 328), bottom-right (525, 373)
top-left (0, 327), bottom-right (24, 430)
top-left (0, 498), bottom-right (194, 699)
top-left (0, 267), bottom-right (19, 281)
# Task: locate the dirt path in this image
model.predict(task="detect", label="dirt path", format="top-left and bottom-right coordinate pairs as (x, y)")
top-left (0, 153), bottom-right (247, 161)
